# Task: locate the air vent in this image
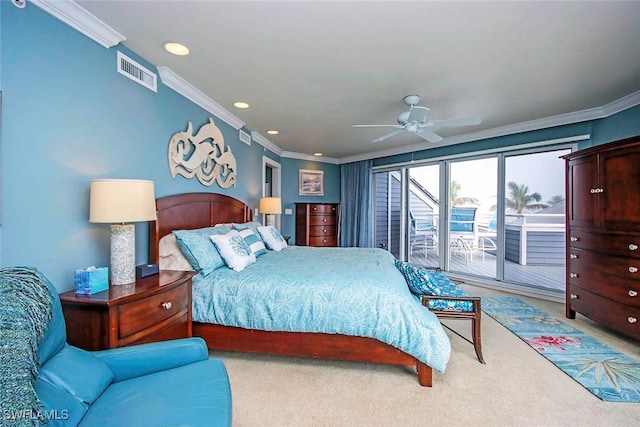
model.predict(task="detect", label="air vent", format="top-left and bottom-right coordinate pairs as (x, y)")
top-left (239, 129), bottom-right (251, 145)
top-left (117, 51), bottom-right (157, 92)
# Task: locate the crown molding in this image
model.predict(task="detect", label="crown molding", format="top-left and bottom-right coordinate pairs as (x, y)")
top-left (280, 151), bottom-right (340, 165)
top-left (30, 0), bottom-right (125, 48)
top-left (157, 67), bottom-right (245, 131)
top-left (601, 89), bottom-right (640, 117)
top-left (250, 132), bottom-right (282, 155)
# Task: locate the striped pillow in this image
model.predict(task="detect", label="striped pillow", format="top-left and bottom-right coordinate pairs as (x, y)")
top-left (237, 228), bottom-right (268, 257)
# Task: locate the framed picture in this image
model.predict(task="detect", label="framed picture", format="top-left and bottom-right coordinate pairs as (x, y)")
top-left (299, 169), bottom-right (324, 196)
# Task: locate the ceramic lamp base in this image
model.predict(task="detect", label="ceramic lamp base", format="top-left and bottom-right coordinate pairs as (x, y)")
top-left (110, 223), bottom-right (135, 285)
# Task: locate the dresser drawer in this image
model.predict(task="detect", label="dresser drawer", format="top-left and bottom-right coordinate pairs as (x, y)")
top-left (309, 204), bottom-right (338, 214)
top-left (568, 229), bottom-right (640, 259)
top-left (569, 248), bottom-right (640, 282)
top-left (118, 285), bottom-right (189, 340)
top-left (309, 214), bottom-right (336, 226)
top-left (309, 236), bottom-right (338, 247)
top-left (568, 285), bottom-right (640, 339)
top-left (309, 225), bottom-right (336, 237)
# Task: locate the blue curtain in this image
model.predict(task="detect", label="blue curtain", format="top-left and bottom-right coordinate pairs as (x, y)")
top-left (339, 159), bottom-right (373, 247)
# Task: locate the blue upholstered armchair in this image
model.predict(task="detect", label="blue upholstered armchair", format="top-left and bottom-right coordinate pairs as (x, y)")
top-left (0, 269), bottom-right (232, 426)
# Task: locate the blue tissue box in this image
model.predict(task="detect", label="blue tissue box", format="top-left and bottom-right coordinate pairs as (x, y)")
top-left (75, 267), bottom-right (109, 295)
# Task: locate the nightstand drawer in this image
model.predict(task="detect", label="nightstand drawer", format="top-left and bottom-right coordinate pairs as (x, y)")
top-left (118, 284), bottom-right (189, 340)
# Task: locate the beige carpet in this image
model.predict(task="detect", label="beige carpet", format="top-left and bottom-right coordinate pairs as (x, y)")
top-left (210, 285), bottom-right (640, 426)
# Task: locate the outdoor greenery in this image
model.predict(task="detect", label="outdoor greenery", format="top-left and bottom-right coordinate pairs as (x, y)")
top-left (505, 181), bottom-right (548, 214)
top-left (450, 180), bottom-right (479, 206)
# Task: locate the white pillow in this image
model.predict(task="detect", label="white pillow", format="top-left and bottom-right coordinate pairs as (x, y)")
top-left (258, 226), bottom-right (288, 251)
top-left (209, 230), bottom-right (256, 272)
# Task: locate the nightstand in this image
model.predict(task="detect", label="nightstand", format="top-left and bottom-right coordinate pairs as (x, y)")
top-left (59, 270), bottom-right (195, 351)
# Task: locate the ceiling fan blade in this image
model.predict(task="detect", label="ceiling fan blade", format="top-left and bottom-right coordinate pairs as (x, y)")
top-left (408, 106), bottom-right (430, 123)
top-left (426, 116), bottom-right (482, 128)
top-left (353, 124), bottom-right (403, 128)
top-left (416, 129), bottom-right (443, 143)
top-left (372, 129), bottom-right (406, 143)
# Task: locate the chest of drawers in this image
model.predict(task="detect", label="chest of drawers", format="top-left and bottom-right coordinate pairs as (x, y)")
top-left (295, 203), bottom-right (339, 247)
top-left (564, 136), bottom-right (640, 339)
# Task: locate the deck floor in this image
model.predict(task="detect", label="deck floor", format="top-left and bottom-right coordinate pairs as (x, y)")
top-left (409, 247), bottom-right (565, 293)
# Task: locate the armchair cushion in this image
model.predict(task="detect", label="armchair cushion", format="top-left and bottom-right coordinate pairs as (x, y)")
top-left (79, 358), bottom-right (232, 427)
top-left (93, 338), bottom-right (209, 382)
top-left (38, 344), bottom-right (114, 405)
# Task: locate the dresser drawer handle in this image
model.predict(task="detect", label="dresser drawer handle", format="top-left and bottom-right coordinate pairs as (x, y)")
top-left (570, 293), bottom-right (578, 299)
top-left (570, 236), bottom-right (579, 242)
top-left (630, 267), bottom-right (639, 273)
top-left (630, 244), bottom-right (639, 251)
top-left (628, 317), bottom-right (638, 324)
top-left (161, 301), bottom-right (172, 310)
top-left (629, 290), bottom-right (638, 297)
top-left (323, 229), bottom-right (327, 233)
top-left (570, 273), bottom-right (578, 278)
top-left (323, 239), bottom-right (327, 243)
top-left (569, 254), bottom-right (578, 259)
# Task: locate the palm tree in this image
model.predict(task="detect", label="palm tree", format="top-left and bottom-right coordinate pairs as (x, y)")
top-left (546, 195), bottom-right (565, 206)
top-left (505, 181), bottom-right (548, 214)
top-left (450, 180), bottom-right (479, 206)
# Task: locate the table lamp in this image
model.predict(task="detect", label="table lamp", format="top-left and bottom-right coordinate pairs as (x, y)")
top-left (259, 197), bottom-right (282, 228)
top-left (89, 179), bottom-right (157, 285)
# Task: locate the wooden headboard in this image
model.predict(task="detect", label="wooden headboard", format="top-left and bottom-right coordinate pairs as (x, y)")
top-left (149, 192), bottom-right (253, 264)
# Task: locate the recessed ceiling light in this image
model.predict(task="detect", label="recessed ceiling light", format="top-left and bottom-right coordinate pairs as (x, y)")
top-left (233, 102), bottom-right (250, 109)
top-left (266, 130), bottom-right (279, 135)
top-left (314, 152), bottom-right (323, 157)
top-left (162, 41), bottom-right (190, 56)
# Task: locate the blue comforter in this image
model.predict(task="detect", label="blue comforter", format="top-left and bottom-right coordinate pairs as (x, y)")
top-left (192, 246), bottom-right (451, 372)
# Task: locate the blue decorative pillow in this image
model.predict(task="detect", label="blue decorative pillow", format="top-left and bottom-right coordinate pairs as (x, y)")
top-left (173, 226), bottom-right (230, 275)
top-left (237, 228), bottom-right (268, 257)
top-left (210, 230), bottom-right (256, 272)
top-left (257, 226), bottom-right (287, 251)
top-left (394, 260), bottom-right (473, 312)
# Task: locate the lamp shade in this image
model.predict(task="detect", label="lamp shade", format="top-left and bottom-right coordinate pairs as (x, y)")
top-left (259, 197), bottom-right (282, 215)
top-left (89, 179), bottom-right (157, 223)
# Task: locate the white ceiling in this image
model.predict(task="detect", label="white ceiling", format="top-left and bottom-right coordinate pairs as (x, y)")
top-left (74, 0), bottom-right (640, 161)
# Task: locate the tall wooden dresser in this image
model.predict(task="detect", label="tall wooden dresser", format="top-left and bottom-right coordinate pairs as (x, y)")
top-left (563, 135), bottom-right (640, 339)
top-left (295, 203), bottom-right (339, 247)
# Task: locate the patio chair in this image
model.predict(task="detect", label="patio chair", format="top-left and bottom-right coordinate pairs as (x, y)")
top-left (410, 211), bottom-right (437, 258)
top-left (449, 207), bottom-right (477, 264)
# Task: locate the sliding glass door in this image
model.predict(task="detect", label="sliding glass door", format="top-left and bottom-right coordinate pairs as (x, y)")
top-left (448, 157), bottom-right (498, 280)
top-left (373, 143), bottom-right (573, 297)
top-left (502, 149), bottom-right (569, 292)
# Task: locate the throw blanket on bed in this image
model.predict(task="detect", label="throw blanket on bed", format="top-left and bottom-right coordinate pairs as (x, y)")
top-left (192, 246), bottom-right (451, 372)
top-left (0, 267), bottom-right (53, 426)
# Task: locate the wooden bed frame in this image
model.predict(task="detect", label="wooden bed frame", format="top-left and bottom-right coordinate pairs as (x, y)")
top-left (149, 192), bottom-right (433, 386)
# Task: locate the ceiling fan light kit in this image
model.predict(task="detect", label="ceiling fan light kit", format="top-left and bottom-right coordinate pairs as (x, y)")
top-left (354, 95), bottom-right (481, 144)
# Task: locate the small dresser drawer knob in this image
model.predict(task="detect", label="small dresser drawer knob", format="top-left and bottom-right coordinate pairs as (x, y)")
top-left (570, 236), bottom-right (579, 242)
top-left (570, 293), bottom-right (578, 299)
top-left (629, 244), bottom-right (639, 251)
top-left (570, 273), bottom-right (578, 278)
top-left (162, 301), bottom-right (172, 310)
top-left (569, 254), bottom-right (578, 259)
top-left (629, 290), bottom-right (638, 297)
top-left (628, 317), bottom-right (637, 324)
top-left (323, 229), bottom-right (327, 233)
top-left (629, 266), bottom-right (639, 273)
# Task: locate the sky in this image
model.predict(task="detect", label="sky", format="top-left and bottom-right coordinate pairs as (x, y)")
top-left (409, 148), bottom-right (569, 214)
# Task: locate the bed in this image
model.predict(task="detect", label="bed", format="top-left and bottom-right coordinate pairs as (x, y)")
top-left (149, 192), bottom-right (451, 386)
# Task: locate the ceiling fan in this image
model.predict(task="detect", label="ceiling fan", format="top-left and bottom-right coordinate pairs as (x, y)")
top-left (353, 95), bottom-right (481, 143)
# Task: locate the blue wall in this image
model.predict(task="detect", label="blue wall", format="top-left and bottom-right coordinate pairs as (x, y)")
top-left (0, 3), bottom-right (337, 290)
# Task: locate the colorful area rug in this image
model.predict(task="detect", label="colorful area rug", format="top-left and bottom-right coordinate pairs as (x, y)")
top-left (482, 296), bottom-right (640, 402)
